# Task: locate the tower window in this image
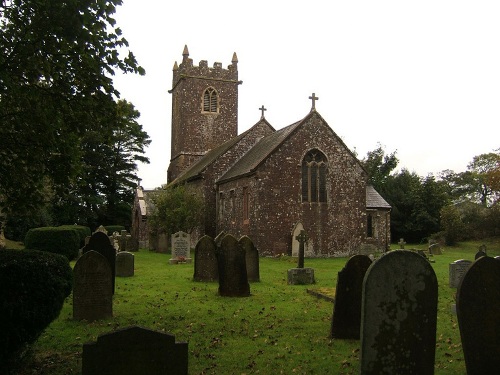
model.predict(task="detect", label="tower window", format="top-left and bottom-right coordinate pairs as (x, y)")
top-left (203, 87), bottom-right (218, 113)
top-left (302, 149), bottom-right (327, 203)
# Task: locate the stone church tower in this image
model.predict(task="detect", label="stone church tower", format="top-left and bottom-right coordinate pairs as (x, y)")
top-left (167, 45), bottom-right (241, 182)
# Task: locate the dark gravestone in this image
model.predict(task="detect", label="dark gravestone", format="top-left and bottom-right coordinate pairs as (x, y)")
top-left (115, 251), bottom-right (134, 277)
top-left (240, 235), bottom-right (260, 282)
top-left (330, 255), bottom-right (372, 339)
top-left (82, 326), bottom-right (188, 375)
top-left (73, 250), bottom-right (113, 321)
top-left (456, 256), bottom-right (500, 375)
top-left (216, 234), bottom-right (250, 297)
top-left (474, 250), bottom-right (487, 260)
top-left (193, 235), bottom-right (218, 282)
top-left (360, 250), bottom-right (438, 375)
top-left (83, 231), bottom-right (116, 294)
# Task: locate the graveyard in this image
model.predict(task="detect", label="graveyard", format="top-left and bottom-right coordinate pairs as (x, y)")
top-left (10, 237), bottom-right (500, 374)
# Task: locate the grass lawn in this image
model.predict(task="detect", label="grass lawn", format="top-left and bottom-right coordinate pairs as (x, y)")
top-left (13, 238), bottom-right (500, 374)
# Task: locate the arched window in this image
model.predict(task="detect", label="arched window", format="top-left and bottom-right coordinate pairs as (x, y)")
top-left (302, 149), bottom-right (327, 202)
top-left (203, 87), bottom-right (218, 113)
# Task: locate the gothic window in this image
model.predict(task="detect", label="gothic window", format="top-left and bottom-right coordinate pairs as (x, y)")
top-left (203, 87), bottom-right (218, 113)
top-left (302, 149), bottom-right (328, 203)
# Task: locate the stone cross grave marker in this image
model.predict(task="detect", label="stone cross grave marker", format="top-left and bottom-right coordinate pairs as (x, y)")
top-left (240, 235), bottom-right (260, 282)
top-left (170, 231), bottom-right (191, 264)
top-left (82, 326), bottom-right (188, 375)
top-left (82, 231), bottom-right (116, 294)
top-left (73, 250), bottom-right (113, 321)
top-left (449, 259), bottom-right (473, 288)
top-left (216, 234), bottom-right (250, 297)
top-left (331, 254), bottom-right (372, 339)
top-left (457, 256), bottom-right (500, 374)
top-left (115, 251), bottom-right (134, 277)
top-left (287, 230), bottom-right (315, 285)
top-left (360, 250), bottom-right (438, 375)
top-left (296, 230), bottom-right (308, 268)
top-left (193, 235), bottom-right (218, 282)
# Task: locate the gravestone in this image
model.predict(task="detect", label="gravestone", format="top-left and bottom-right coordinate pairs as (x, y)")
top-left (73, 250), bottom-right (113, 321)
top-left (398, 238), bottom-right (406, 249)
top-left (474, 249), bottom-right (487, 260)
top-left (169, 231), bottom-right (191, 264)
top-left (449, 259), bottom-right (473, 288)
top-left (428, 242), bottom-right (442, 255)
top-left (360, 250), bottom-right (438, 375)
top-left (330, 255), bottom-right (372, 339)
top-left (216, 234), bottom-right (250, 297)
top-left (115, 251), bottom-right (134, 277)
top-left (82, 326), bottom-right (188, 375)
top-left (240, 235), bottom-right (260, 282)
top-left (193, 235), bottom-right (218, 282)
top-left (287, 230), bottom-right (315, 285)
top-left (83, 231), bottom-right (116, 294)
top-left (457, 256), bottom-right (500, 374)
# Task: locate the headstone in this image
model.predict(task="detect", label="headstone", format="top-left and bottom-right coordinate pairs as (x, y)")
top-left (330, 255), bottom-right (372, 339)
top-left (193, 235), bottom-right (218, 282)
top-left (398, 238), bottom-right (406, 249)
top-left (240, 235), bottom-right (260, 282)
top-left (82, 326), bottom-right (188, 375)
top-left (95, 225), bottom-right (107, 234)
top-left (73, 250), bottom-right (113, 321)
top-left (82, 231), bottom-right (116, 294)
top-left (428, 242), bottom-right (442, 255)
top-left (474, 249), bottom-right (487, 260)
top-left (456, 256), bottom-right (500, 374)
top-left (449, 259), bottom-right (473, 288)
top-left (216, 234), bottom-right (250, 297)
top-left (287, 230), bottom-right (315, 285)
top-left (169, 231), bottom-right (192, 264)
top-left (115, 252), bottom-right (134, 277)
top-left (291, 222), bottom-right (305, 257)
top-left (360, 250), bottom-right (438, 375)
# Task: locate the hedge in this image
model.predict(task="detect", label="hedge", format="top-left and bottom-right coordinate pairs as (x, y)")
top-left (0, 249), bottom-right (73, 370)
top-left (104, 225), bottom-right (126, 236)
top-left (24, 227), bottom-right (80, 260)
top-left (58, 225), bottom-right (91, 248)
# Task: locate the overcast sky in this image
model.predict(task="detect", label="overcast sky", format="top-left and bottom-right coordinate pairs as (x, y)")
top-left (113, 0), bottom-right (500, 189)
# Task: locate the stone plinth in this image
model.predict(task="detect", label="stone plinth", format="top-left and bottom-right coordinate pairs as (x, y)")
top-left (287, 268), bottom-right (315, 285)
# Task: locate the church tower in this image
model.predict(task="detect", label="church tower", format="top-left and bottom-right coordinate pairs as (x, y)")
top-left (167, 46), bottom-right (241, 182)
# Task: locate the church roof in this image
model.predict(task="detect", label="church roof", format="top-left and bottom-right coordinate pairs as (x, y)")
top-left (366, 185), bottom-right (391, 209)
top-left (218, 119), bottom-right (302, 183)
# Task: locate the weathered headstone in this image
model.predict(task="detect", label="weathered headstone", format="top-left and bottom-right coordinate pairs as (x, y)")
top-left (240, 235), bottom-right (260, 282)
top-left (287, 230), bottom-right (315, 285)
top-left (73, 250), bottom-right (113, 321)
top-left (216, 234), bottom-right (250, 297)
top-left (360, 250), bottom-right (438, 375)
top-left (82, 326), bottom-right (188, 375)
top-left (193, 235), bottom-right (218, 282)
top-left (449, 259), bottom-right (473, 288)
top-left (115, 251), bottom-right (134, 277)
top-left (170, 231), bottom-right (191, 264)
top-left (456, 256), bottom-right (500, 375)
top-left (82, 231), bottom-right (116, 294)
top-left (398, 238), bottom-right (406, 249)
top-left (428, 242), bottom-right (442, 255)
top-left (330, 255), bottom-right (372, 339)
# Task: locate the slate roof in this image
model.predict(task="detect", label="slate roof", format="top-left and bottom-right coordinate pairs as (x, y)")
top-left (218, 119), bottom-right (302, 183)
top-left (366, 185), bottom-right (391, 209)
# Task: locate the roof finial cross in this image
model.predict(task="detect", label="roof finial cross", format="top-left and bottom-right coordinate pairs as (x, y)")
top-left (259, 105), bottom-right (267, 119)
top-left (309, 93), bottom-right (319, 111)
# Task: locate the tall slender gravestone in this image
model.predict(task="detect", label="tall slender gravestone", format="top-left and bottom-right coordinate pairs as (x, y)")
top-left (73, 250), bottom-right (113, 321)
top-left (240, 235), bottom-right (260, 282)
top-left (82, 231), bottom-right (116, 294)
top-left (330, 255), bottom-right (372, 339)
top-left (360, 250), bottom-right (438, 375)
top-left (193, 235), bottom-right (218, 282)
top-left (216, 234), bottom-right (250, 297)
top-left (457, 256), bottom-right (500, 375)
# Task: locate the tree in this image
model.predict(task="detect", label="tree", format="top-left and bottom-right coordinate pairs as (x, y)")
top-left (148, 185), bottom-right (205, 241)
top-left (361, 143), bottom-right (399, 191)
top-left (0, 0), bottom-right (145, 218)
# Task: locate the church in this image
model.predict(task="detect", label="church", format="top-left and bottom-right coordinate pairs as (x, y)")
top-left (132, 46), bottom-right (391, 257)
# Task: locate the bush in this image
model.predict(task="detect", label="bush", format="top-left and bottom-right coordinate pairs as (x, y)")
top-left (105, 225), bottom-right (126, 236)
top-left (24, 227), bottom-right (80, 260)
top-left (0, 249), bottom-right (73, 371)
top-left (58, 225), bottom-right (91, 248)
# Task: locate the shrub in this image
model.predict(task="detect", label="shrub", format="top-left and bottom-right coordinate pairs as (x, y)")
top-left (0, 249), bottom-right (73, 371)
top-left (24, 227), bottom-right (80, 260)
top-left (105, 225), bottom-right (126, 235)
top-left (58, 225), bottom-right (91, 248)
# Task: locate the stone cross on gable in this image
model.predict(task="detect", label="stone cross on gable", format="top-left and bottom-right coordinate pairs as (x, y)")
top-left (295, 230), bottom-right (309, 268)
top-left (259, 105), bottom-right (267, 119)
top-left (309, 93), bottom-right (319, 110)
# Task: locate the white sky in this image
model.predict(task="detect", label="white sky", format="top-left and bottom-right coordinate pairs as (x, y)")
top-left (113, 0), bottom-right (500, 189)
